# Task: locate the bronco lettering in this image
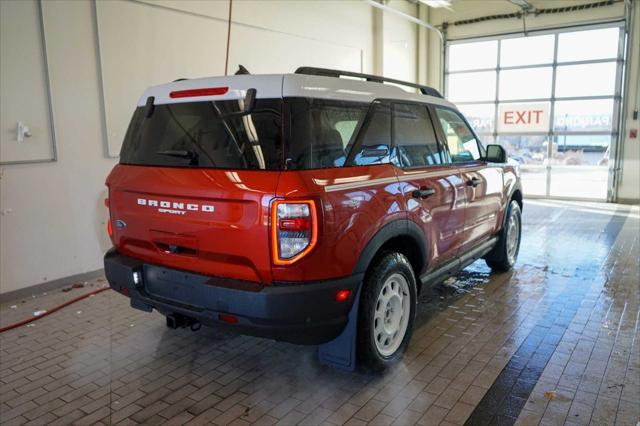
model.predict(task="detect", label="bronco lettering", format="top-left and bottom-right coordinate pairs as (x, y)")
top-left (137, 198), bottom-right (215, 213)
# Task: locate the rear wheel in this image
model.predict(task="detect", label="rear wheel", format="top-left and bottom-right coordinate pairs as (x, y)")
top-left (358, 252), bottom-right (417, 372)
top-left (485, 200), bottom-right (521, 272)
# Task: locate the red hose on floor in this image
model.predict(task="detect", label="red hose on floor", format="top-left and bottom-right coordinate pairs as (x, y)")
top-left (0, 287), bottom-right (110, 333)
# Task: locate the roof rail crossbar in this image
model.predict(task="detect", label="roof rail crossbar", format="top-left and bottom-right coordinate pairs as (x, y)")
top-left (294, 67), bottom-right (443, 98)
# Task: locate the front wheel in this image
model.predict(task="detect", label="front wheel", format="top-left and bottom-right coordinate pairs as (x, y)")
top-left (358, 252), bottom-right (417, 372)
top-left (485, 200), bottom-right (522, 272)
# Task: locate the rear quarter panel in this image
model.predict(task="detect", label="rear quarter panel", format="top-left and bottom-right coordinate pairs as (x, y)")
top-left (273, 165), bottom-right (405, 282)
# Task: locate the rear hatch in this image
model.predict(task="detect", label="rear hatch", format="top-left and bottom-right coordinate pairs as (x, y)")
top-left (106, 92), bottom-right (283, 283)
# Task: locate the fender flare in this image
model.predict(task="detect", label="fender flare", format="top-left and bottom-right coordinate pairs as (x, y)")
top-left (509, 180), bottom-right (523, 206)
top-left (353, 219), bottom-right (428, 276)
top-left (504, 181), bottom-right (523, 225)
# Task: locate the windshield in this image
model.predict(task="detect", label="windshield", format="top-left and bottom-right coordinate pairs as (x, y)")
top-left (120, 99), bottom-right (282, 169)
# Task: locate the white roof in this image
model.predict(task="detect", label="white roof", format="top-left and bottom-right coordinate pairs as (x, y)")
top-left (138, 73), bottom-right (456, 109)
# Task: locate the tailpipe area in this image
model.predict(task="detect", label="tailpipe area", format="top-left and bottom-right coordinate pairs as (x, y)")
top-left (166, 313), bottom-right (199, 331)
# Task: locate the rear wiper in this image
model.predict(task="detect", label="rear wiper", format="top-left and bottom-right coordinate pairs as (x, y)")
top-left (156, 150), bottom-right (199, 165)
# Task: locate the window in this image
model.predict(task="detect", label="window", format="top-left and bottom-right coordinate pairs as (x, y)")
top-left (500, 34), bottom-right (554, 67)
top-left (557, 27), bottom-right (619, 62)
top-left (286, 98), bottom-right (368, 169)
top-left (555, 62), bottom-right (617, 98)
top-left (457, 103), bottom-right (495, 134)
top-left (120, 99), bottom-right (282, 169)
top-left (499, 67), bottom-right (552, 100)
top-left (350, 102), bottom-right (392, 166)
top-left (445, 24), bottom-right (623, 200)
top-left (447, 71), bottom-right (496, 103)
top-left (392, 103), bottom-right (442, 168)
top-left (448, 40), bottom-right (498, 71)
top-left (553, 99), bottom-right (614, 132)
top-left (435, 108), bottom-right (481, 163)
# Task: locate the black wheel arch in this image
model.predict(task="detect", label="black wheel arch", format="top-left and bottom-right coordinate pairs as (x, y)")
top-left (501, 182), bottom-right (523, 229)
top-left (509, 181), bottom-right (523, 210)
top-left (353, 219), bottom-right (428, 285)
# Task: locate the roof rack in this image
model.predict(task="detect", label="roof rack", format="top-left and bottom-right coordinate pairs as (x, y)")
top-left (294, 66), bottom-right (443, 98)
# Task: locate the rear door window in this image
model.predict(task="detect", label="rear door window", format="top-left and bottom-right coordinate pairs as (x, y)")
top-left (392, 103), bottom-right (443, 168)
top-left (120, 99), bottom-right (282, 169)
top-left (286, 98), bottom-right (368, 169)
top-left (348, 101), bottom-right (392, 166)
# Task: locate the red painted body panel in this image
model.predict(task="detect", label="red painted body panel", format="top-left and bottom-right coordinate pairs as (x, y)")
top-left (394, 166), bottom-right (466, 269)
top-left (106, 161), bottom-right (518, 286)
top-left (272, 165), bottom-right (405, 282)
top-left (106, 165), bottom-right (278, 283)
top-left (458, 163), bottom-right (505, 252)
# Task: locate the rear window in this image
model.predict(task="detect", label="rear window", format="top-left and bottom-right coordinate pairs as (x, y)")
top-left (120, 99), bottom-right (282, 169)
top-left (120, 97), bottom-right (394, 170)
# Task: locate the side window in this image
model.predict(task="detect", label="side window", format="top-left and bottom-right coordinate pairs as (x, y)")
top-left (435, 107), bottom-right (483, 163)
top-left (286, 98), bottom-right (368, 169)
top-left (392, 103), bottom-right (442, 168)
top-left (335, 121), bottom-right (358, 147)
top-left (349, 102), bottom-right (391, 166)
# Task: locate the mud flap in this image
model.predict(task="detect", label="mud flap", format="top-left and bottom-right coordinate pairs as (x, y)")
top-left (317, 287), bottom-right (361, 371)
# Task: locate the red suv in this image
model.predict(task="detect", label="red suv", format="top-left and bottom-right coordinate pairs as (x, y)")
top-left (104, 67), bottom-right (522, 370)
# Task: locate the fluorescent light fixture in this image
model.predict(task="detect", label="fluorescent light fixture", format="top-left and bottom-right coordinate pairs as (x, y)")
top-left (418, 0), bottom-right (452, 8)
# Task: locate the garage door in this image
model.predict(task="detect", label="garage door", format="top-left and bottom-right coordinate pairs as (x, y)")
top-left (445, 24), bottom-right (624, 201)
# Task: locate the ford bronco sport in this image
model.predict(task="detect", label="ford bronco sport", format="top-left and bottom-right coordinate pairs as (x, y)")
top-left (104, 67), bottom-right (522, 370)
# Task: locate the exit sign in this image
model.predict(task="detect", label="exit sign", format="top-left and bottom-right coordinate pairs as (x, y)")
top-left (498, 103), bottom-right (550, 133)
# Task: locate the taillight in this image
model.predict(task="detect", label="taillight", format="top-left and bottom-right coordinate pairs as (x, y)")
top-left (105, 195), bottom-right (112, 238)
top-left (271, 200), bottom-right (318, 265)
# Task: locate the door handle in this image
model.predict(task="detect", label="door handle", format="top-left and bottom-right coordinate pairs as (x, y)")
top-left (467, 177), bottom-right (481, 188)
top-left (412, 187), bottom-right (436, 199)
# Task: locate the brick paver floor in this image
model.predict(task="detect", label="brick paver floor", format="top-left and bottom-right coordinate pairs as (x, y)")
top-left (1, 200), bottom-right (638, 425)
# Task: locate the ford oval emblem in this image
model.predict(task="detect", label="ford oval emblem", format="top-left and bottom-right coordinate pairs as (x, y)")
top-left (115, 220), bottom-right (127, 229)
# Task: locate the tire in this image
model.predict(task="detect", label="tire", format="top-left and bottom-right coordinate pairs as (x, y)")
top-left (485, 200), bottom-right (522, 272)
top-left (357, 252), bottom-right (417, 372)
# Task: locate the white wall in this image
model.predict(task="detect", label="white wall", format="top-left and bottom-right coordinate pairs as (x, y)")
top-left (383, 0), bottom-right (418, 84)
top-left (1, 1), bottom-right (115, 295)
top-left (0, 0), bottom-right (421, 294)
top-left (426, 0), bottom-right (639, 204)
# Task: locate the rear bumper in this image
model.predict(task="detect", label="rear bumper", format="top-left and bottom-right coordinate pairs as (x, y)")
top-left (104, 249), bottom-right (362, 344)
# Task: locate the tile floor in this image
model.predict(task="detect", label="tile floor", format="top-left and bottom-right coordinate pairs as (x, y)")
top-left (0, 200), bottom-right (638, 426)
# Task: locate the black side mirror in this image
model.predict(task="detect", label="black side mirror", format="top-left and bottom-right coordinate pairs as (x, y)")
top-left (243, 88), bottom-right (256, 113)
top-left (485, 144), bottom-right (507, 163)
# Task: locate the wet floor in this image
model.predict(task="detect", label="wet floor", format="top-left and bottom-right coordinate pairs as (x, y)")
top-left (0, 200), bottom-right (638, 426)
